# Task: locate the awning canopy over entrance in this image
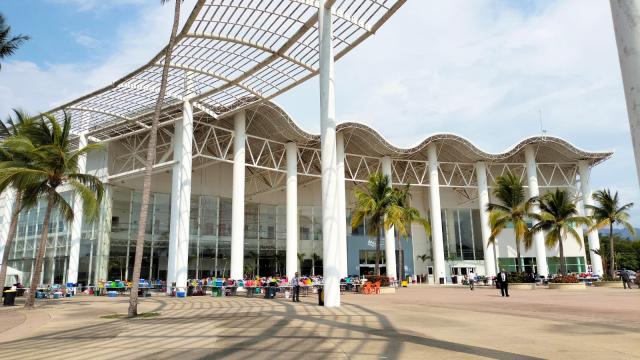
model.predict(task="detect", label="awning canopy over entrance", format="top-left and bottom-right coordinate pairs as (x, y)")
top-left (47, 0), bottom-right (405, 141)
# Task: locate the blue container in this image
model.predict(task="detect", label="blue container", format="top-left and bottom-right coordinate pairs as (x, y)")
top-left (176, 291), bottom-right (186, 298)
top-left (107, 291), bottom-right (118, 298)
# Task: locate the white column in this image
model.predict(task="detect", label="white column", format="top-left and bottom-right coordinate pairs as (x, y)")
top-left (230, 110), bottom-right (246, 280)
top-left (286, 142), bottom-right (298, 280)
top-left (427, 144), bottom-right (446, 284)
top-left (176, 101), bottom-right (193, 288)
top-left (0, 189), bottom-right (17, 266)
top-left (336, 133), bottom-right (348, 278)
top-left (524, 146), bottom-right (549, 277)
top-left (319, 0), bottom-right (340, 307)
top-left (475, 162), bottom-right (496, 277)
top-left (381, 157), bottom-right (397, 280)
top-left (67, 133), bottom-right (87, 284)
top-left (168, 101), bottom-right (194, 291)
top-left (610, 1), bottom-right (640, 187)
top-left (578, 161), bottom-right (604, 276)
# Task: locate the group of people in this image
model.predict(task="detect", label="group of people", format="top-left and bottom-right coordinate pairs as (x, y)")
top-left (462, 270), bottom-right (510, 297)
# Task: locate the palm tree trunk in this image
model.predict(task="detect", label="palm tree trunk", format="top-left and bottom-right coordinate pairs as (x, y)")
top-left (128, 0), bottom-right (182, 318)
top-left (516, 241), bottom-right (522, 273)
top-left (397, 236), bottom-right (404, 281)
top-left (608, 223), bottom-right (614, 278)
top-left (559, 235), bottom-right (566, 275)
top-left (375, 226), bottom-right (382, 276)
top-left (25, 195), bottom-right (54, 308)
top-left (0, 191), bottom-right (21, 292)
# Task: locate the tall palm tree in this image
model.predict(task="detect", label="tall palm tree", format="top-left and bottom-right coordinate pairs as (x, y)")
top-left (297, 252), bottom-right (305, 274)
top-left (351, 172), bottom-right (401, 276)
top-left (0, 113), bottom-right (104, 308)
top-left (129, 0), bottom-right (184, 318)
top-left (528, 189), bottom-right (591, 275)
top-left (0, 110), bottom-right (38, 293)
top-left (586, 189), bottom-right (634, 278)
top-left (486, 173), bottom-right (537, 273)
top-left (0, 13), bottom-right (30, 70)
top-left (388, 184), bottom-right (430, 280)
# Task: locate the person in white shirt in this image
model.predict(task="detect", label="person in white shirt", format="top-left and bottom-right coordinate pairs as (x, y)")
top-left (496, 269), bottom-right (509, 297)
top-left (291, 272), bottom-right (300, 302)
top-left (468, 271), bottom-right (475, 291)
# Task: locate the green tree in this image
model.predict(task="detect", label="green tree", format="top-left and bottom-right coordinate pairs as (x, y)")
top-left (351, 172), bottom-right (402, 276)
top-left (388, 184), bottom-right (430, 280)
top-left (0, 110), bottom-right (38, 292)
top-left (586, 189), bottom-right (634, 277)
top-left (528, 189), bottom-right (591, 275)
top-left (0, 13), bottom-right (30, 70)
top-left (0, 113), bottom-right (104, 308)
top-left (129, 0), bottom-right (186, 318)
top-left (486, 173), bottom-right (537, 273)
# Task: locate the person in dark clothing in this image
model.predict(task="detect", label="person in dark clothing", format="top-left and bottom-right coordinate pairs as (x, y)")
top-left (496, 269), bottom-right (509, 297)
top-left (291, 272), bottom-right (301, 302)
top-left (620, 269), bottom-right (632, 290)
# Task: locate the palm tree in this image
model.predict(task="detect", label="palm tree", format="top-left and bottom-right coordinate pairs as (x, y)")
top-left (388, 185), bottom-right (430, 280)
top-left (297, 252), bottom-right (305, 274)
top-left (0, 13), bottom-right (30, 70)
top-left (586, 189), bottom-right (634, 278)
top-left (0, 110), bottom-right (38, 293)
top-left (486, 173), bottom-right (537, 273)
top-left (351, 172), bottom-right (401, 276)
top-left (311, 253), bottom-right (321, 276)
top-left (129, 0), bottom-right (183, 318)
top-left (528, 189), bottom-right (591, 275)
top-left (0, 113), bottom-right (104, 308)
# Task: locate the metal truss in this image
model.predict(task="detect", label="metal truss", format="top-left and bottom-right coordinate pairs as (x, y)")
top-left (44, 0), bottom-right (405, 140)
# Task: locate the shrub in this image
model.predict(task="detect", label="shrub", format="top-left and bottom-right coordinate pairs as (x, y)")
top-left (364, 275), bottom-right (390, 287)
top-left (550, 275), bottom-right (580, 284)
top-left (508, 272), bottom-right (534, 283)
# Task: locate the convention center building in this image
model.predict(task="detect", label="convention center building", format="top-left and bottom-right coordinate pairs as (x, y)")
top-left (0, 1), bottom-right (612, 306)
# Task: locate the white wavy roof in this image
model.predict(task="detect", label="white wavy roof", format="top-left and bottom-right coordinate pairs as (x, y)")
top-left (47, 0), bottom-right (406, 141)
top-left (236, 101), bottom-right (612, 165)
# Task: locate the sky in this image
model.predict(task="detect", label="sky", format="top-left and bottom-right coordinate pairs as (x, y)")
top-left (1, 0), bottom-right (639, 224)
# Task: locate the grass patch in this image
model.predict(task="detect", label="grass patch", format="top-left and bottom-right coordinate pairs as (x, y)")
top-left (101, 312), bottom-right (161, 319)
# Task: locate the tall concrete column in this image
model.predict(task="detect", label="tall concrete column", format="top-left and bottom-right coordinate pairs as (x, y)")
top-left (427, 144), bottom-right (446, 284)
top-left (230, 110), bottom-right (246, 280)
top-left (381, 156), bottom-right (397, 280)
top-left (319, 0), bottom-right (340, 307)
top-left (336, 133), bottom-right (348, 278)
top-left (168, 101), bottom-right (193, 291)
top-left (475, 162), bottom-right (496, 277)
top-left (67, 133), bottom-right (87, 284)
top-left (524, 146), bottom-right (549, 277)
top-left (578, 161), bottom-right (604, 276)
top-left (610, 1), bottom-right (640, 187)
top-left (0, 189), bottom-right (17, 266)
top-left (286, 142), bottom-right (298, 280)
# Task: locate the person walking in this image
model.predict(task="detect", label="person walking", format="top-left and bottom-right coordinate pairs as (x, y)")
top-left (635, 270), bottom-right (640, 289)
top-left (468, 271), bottom-right (475, 291)
top-left (496, 269), bottom-right (509, 297)
top-left (620, 269), bottom-right (632, 290)
top-left (291, 272), bottom-right (301, 302)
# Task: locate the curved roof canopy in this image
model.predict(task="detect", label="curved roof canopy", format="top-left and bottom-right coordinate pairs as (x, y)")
top-left (49, 0), bottom-right (406, 141)
top-left (224, 101), bottom-right (613, 166)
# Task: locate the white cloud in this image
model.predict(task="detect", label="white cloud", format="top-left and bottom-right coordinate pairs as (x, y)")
top-left (70, 31), bottom-right (99, 49)
top-left (0, 0), bottom-right (197, 115)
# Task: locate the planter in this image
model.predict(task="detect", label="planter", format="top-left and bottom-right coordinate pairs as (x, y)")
top-left (509, 283), bottom-right (536, 290)
top-left (548, 283), bottom-right (586, 290)
top-left (593, 281), bottom-right (624, 288)
top-left (379, 287), bottom-right (396, 294)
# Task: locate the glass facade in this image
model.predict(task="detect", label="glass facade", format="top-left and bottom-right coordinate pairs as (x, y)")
top-left (441, 208), bottom-right (484, 261)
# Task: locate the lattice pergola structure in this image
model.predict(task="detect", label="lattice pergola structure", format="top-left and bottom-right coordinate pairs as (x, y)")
top-left (47, 0), bottom-right (405, 141)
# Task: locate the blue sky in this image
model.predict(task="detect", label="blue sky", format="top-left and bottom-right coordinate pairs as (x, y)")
top-left (1, 0), bottom-right (639, 225)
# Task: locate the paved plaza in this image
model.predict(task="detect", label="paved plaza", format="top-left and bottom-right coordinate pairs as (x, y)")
top-left (0, 286), bottom-right (639, 359)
